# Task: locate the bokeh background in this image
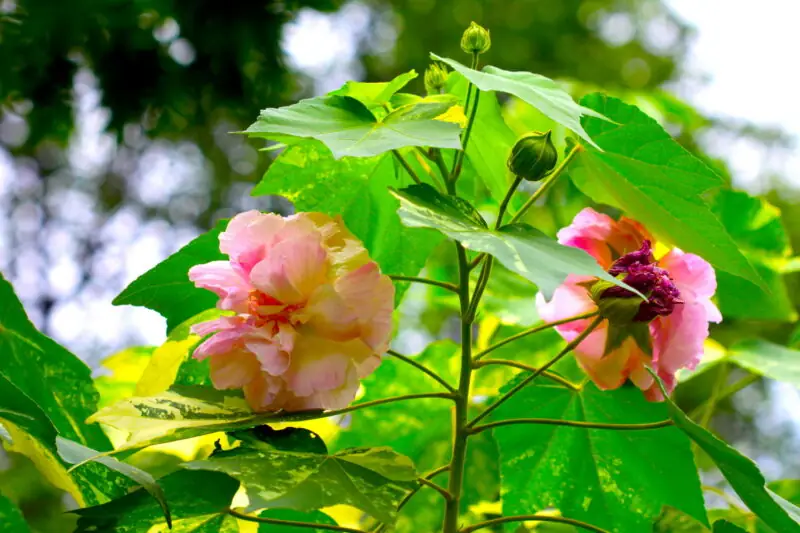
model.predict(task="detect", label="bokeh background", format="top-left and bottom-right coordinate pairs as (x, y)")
top-left (2, 0), bottom-right (799, 530)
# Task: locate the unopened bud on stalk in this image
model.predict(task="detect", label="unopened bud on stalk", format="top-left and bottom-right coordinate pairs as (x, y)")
top-left (507, 130), bottom-right (558, 182)
top-left (460, 21), bottom-right (491, 55)
top-left (424, 63), bottom-right (448, 94)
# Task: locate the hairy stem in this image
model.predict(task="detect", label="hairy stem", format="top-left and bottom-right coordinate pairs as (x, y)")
top-left (473, 359), bottom-right (578, 390)
top-left (460, 514), bottom-right (609, 533)
top-left (442, 242), bottom-right (475, 533)
top-left (468, 316), bottom-right (604, 428)
top-left (389, 275), bottom-right (459, 294)
top-left (228, 508), bottom-right (364, 532)
top-left (392, 149), bottom-right (422, 185)
top-left (469, 418), bottom-right (673, 435)
top-left (386, 349), bottom-right (456, 393)
top-left (473, 311), bottom-right (599, 361)
top-left (508, 144), bottom-right (583, 225)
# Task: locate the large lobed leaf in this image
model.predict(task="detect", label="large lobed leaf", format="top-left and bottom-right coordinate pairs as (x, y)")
top-left (432, 53), bottom-right (605, 148)
top-left (569, 94), bottom-right (761, 288)
top-left (654, 374), bottom-right (800, 532)
top-left (391, 183), bottom-right (639, 299)
top-left (491, 379), bottom-right (706, 532)
top-left (245, 92), bottom-right (462, 159)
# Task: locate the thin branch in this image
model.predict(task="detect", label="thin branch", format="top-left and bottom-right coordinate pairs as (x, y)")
top-left (460, 514), bottom-right (609, 533)
top-left (469, 418), bottom-right (673, 435)
top-left (465, 257), bottom-right (492, 322)
top-left (496, 175), bottom-right (524, 228)
top-left (417, 477), bottom-right (453, 501)
top-left (373, 465), bottom-right (450, 533)
top-left (388, 274), bottom-right (459, 294)
top-left (386, 349), bottom-right (456, 393)
top-left (467, 253), bottom-right (485, 271)
top-left (473, 311), bottom-right (599, 361)
top-left (413, 147), bottom-right (447, 192)
top-left (228, 508), bottom-right (365, 532)
top-left (430, 148), bottom-right (451, 183)
top-left (473, 359), bottom-right (578, 390)
top-left (468, 316), bottom-right (604, 428)
top-left (508, 145), bottom-right (583, 225)
top-left (392, 149), bottom-right (422, 185)
top-left (450, 88), bottom-right (481, 183)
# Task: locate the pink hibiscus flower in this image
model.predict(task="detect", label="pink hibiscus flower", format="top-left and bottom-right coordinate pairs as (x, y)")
top-left (536, 208), bottom-right (721, 400)
top-left (188, 210), bottom-right (394, 412)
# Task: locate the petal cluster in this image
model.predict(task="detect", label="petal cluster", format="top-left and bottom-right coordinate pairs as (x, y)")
top-left (189, 210), bottom-right (394, 412)
top-left (536, 208), bottom-right (721, 400)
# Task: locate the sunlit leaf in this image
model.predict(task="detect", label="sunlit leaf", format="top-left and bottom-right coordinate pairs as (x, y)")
top-left (94, 347), bottom-right (154, 408)
top-left (72, 470), bottom-right (239, 533)
top-left (330, 70), bottom-right (418, 110)
top-left (391, 183), bottom-right (637, 299)
top-left (491, 379), bottom-right (706, 532)
top-left (728, 339), bottom-right (800, 389)
top-left (57, 436), bottom-right (171, 527)
top-left (432, 53), bottom-right (605, 147)
top-left (184, 432), bottom-right (416, 524)
top-left (655, 374), bottom-right (800, 532)
top-left (252, 142), bottom-right (443, 303)
top-left (113, 221), bottom-right (227, 331)
top-left (570, 94), bottom-right (761, 288)
top-left (245, 94), bottom-right (461, 159)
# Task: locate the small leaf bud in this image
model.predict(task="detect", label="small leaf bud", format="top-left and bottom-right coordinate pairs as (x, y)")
top-left (424, 63), bottom-right (449, 95)
top-left (507, 130), bottom-right (558, 182)
top-left (460, 21), bottom-right (491, 55)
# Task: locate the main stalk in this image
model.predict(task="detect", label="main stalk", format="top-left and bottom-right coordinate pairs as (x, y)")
top-left (442, 242), bottom-right (474, 533)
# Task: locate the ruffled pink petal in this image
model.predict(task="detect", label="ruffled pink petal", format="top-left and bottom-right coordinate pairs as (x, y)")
top-left (304, 284), bottom-right (361, 342)
top-left (220, 211), bottom-right (285, 277)
top-left (284, 335), bottom-right (371, 398)
top-left (194, 329), bottom-right (244, 360)
top-left (659, 249), bottom-right (718, 302)
top-left (333, 262), bottom-right (395, 352)
top-left (557, 208), bottom-right (649, 269)
top-left (249, 235), bottom-right (328, 305)
top-left (317, 362), bottom-right (360, 409)
top-left (651, 301), bottom-right (710, 375)
top-left (190, 315), bottom-right (244, 337)
top-left (209, 350), bottom-right (260, 389)
top-left (189, 261), bottom-right (252, 313)
top-left (535, 275), bottom-right (597, 336)
top-left (243, 372), bottom-right (287, 411)
top-left (245, 340), bottom-right (291, 376)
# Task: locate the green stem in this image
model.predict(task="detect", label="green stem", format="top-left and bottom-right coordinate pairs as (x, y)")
top-left (418, 477), bottom-right (453, 501)
top-left (389, 275), bottom-right (459, 294)
top-left (689, 373), bottom-right (760, 419)
top-left (442, 242), bottom-right (475, 533)
top-left (228, 508), bottom-right (364, 532)
top-left (414, 147), bottom-right (448, 193)
top-left (496, 175), bottom-right (524, 228)
top-left (699, 362), bottom-right (730, 428)
top-left (469, 418), bottom-right (673, 435)
top-left (450, 89), bottom-right (480, 184)
top-left (508, 145), bottom-right (583, 225)
top-left (473, 311), bottom-right (599, 361)
top-left (392, 149), bottom-right (422, 185)
top-left (386, 350), bottom-right (456, 393)
top-left (460, 514), bottom-right (609, 533)
top-left (467, 253), bottom-right (485, 271)
top-left (473, 359), bottom-right (578, 390)
top-left (465, 257), bottom-right (492, 322)
top-left (430, 148), bottom-right (451, 183)
top-left (313, 392), bottom-right (456, 421)
top-left (468, 316), bottom-right (603, 428)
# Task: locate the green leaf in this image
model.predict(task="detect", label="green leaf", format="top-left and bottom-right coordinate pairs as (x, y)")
top-left (446, 72), bottom-right (517, 202)
top-left (252, 141), bottom-right (443, 303)
top-left (491, 380), bottom-right (706, 532)
top-left (245, 94), bottom-right (462, 159)
top-left (391, 183), bottom-right (637, 299)
top-left (94, 346), bottom-right (155, 408)
top-left (257, 509), bottom-right (337, 532)
top-left (113, 220), bottom-right (227, 331)
top-left (728, 339), bottom-right (800, 389)
top-left (654, 373), bottom-right (800, 532)
top-left (570, 94), bottom-right (761, 287)
top-left (0, 493), bottom-right (30, 533)
top-left (712, 190), bottom-right (795, 321)
top-left (72, 470), bottom-right (239, 533)
top-left (0, 274), bottom-right (127, 505)
top-left (330, 70), bottom-right (418, 110)
top-left (57, 436), bottom-right (171, 527)
top-left (184, 437), bottom-right (416, 524)
top-left (432, 53), bottom-right (605, 148)
top-left (713, 521), bottom-right (748, 533)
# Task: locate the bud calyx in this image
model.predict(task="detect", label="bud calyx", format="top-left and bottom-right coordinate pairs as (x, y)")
top-left (460, 21), bottom-right (491, 55)
top-left (507, 130), bottom-right (558, 182)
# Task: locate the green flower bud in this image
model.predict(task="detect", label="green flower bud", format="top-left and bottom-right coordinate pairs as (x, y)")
top-left (507, 130), bottom-right (558, 181)
top-left (424, 63), bottom-right (448, 95)
top-left (460, 21), bottom-right (491, 55)
top-left (584, 279), bottom-right (653, 356)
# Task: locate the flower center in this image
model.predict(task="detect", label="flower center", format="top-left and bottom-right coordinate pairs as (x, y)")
top-left (601, 240), bottom-right (683, 322)
top-left (247, 291), bottom-right (304, 330)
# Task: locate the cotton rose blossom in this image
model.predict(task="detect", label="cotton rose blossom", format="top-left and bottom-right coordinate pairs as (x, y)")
top-left (536, 208), bottom-right (721, 400)
top-left (188, 210), bottom-right (394, 412)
